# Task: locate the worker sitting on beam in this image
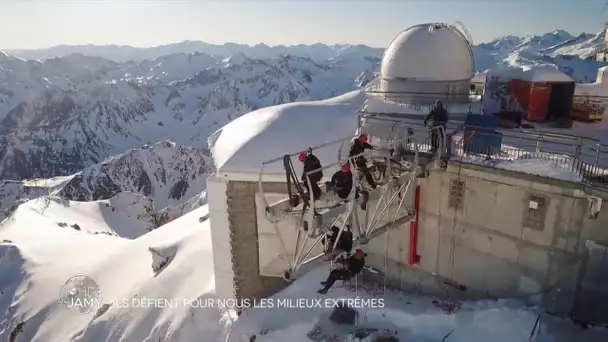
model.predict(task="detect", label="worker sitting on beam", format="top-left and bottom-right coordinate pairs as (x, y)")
top-left (326, 163), bottom-right (369, 210)
top-left (317, 249), bottom-right (366, 294)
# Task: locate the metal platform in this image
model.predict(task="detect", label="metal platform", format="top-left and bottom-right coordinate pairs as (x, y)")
top-left (256, 127), bottom-right (447, 280)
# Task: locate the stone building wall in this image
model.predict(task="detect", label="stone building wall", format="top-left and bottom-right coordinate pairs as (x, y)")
top-left (225, 181), bottom-right (290, 305)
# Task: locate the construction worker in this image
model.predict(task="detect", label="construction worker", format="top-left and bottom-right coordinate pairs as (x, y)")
top-left (317, 249), bottom-right (366, 294)
top-left (348, 134), bottom-right (377, 189)
top-left (326, 163), bottom-right (369, 210)
top-left (322, 225), bottom-right (354, 256)
top-left (424, 100), bottom-right (448, 153)
top-left (299, 149), bottom-right (322, 202)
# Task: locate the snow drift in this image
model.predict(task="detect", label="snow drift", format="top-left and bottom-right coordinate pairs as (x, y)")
top-left (0, 202), bottom-right (231, 342)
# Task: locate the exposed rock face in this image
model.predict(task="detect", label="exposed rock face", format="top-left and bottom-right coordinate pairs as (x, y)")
top-left (0, 141), bottom-right (212, 223)
top-left (0, 51), bottom-right (379, 182)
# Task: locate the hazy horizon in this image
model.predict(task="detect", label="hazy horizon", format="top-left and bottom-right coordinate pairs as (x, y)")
top-left (2, 27), bottom-right (600, 52)
top-left (1, 0), bottom-right (607, 51)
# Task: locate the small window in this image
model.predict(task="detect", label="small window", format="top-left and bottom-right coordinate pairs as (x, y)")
top-left (524, 194), bottom-right (548, 231)
top-left (448, 179), bottom-right (465, 210)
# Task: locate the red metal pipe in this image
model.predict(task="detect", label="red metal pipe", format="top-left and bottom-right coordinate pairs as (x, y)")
top-left (408, 184), bottom-right (421, 265)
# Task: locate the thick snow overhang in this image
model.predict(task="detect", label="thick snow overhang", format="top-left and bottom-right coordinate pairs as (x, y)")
top-left (208, 90), bottom-right (368, 182)
top-left (472, 72), bottom-right (488, 83)
top-left (487, 65), bottom-right (574, 83)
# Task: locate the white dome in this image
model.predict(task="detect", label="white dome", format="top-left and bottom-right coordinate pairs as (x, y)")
top-left (381, 23), bottom-right (474, 81)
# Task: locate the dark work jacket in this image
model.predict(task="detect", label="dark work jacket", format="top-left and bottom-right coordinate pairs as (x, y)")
top-left (324, 226), bottom-right (353, 253)
top-left (349, 140), bottom-right (373, 164)
top-left (347, 256), bottom-right (365, 275)
top-left (424, 107), bottom-right (448, 128)
top-left (330, 170), bottom-right (353, 199)
top-left (302, 154), bottom-right (323, 184)
top-left (340, 231), bottom-right (353, 253)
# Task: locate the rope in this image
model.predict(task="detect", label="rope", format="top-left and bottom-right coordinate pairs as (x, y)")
top-left (442, 329), bottom-right (455, 342)
top-left (355, 273), bottom-right (359, 329)
top-left (355, 271), bottom-right (359, 298)
top-left (383, 225), bottom-right (389, 294)
top-left (529, 313), bottom-right (541, 340)
top-left (447, 135), bottom-right (466, 281)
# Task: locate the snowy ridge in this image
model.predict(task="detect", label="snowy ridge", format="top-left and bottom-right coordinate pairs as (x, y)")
top-left (0, 51), bottom-right (378, 182)
top-left (473, 29), bottom-right (608, 82)
top-left (0, 140), bottom-right (212, 225)
top-left (1, 28), bottom-right (608, 182)
top-left (0, 204), bottom-right (230, 341)
top-left (6, 42), bottom-right (384, 63)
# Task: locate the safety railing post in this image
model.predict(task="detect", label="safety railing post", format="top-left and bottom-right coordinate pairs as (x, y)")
top-left (573, 143), bottom-right (582, 174)
top-left (595, 143), bottom-right (601, 169)
top-left (535, 135), bottom-right (542, 153)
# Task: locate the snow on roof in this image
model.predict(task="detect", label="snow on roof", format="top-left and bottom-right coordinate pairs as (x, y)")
top-left (486, 65), bottom-right (574, 83)
top-left (381, 23), bottom-right (474, 81)
top-left (208, 90), bottom-right (367, 179)
top-left (519, 66), bottom-right (574, 82)
top-left (472, 72), bottom-right (487, 82)
top-left (575, 81), bottom-right (608, 97)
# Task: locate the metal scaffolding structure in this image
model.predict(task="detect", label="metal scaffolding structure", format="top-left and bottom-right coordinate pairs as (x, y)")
top-left (257, 120), bottom-right (447, 281)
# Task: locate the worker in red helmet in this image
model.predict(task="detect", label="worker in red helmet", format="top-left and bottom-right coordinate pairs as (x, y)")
top-left (325, 162), bottom-right (369, 210)
top-left (348, 134), bottom-right (376, 189)
top-left (327, 163), bottom-right (353, 199)
top-left (317, 248), bottom-right (366, 294)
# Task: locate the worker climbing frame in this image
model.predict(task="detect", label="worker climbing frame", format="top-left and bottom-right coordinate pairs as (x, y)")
top-left (257, 126), bottom-right (448, 281)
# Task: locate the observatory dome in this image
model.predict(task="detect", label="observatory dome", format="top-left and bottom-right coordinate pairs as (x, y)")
top-left (381, 23), bottom-right (474, 81)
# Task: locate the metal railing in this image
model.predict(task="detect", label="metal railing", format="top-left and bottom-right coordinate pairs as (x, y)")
top-left (358, 109), bottom-right (608, 188)
top-left (448, 124), bottom-right (608, 187)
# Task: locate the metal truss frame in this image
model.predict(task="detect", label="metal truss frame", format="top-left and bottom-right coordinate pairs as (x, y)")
top-left (256, 116), bottom-right (448, 281)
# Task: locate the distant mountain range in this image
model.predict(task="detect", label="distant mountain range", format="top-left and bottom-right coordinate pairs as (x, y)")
top-left (5, 29), bottom-right (607, 79)
top-left (1, 28), bottom-right (607, 223)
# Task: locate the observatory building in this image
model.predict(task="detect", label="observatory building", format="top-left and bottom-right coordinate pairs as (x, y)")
top-left (207, 22), bottom-right (608, 325)
top-left (378, 22), bottom-right (475, 104)
top-left (361, 22), bottom-right (481, 145)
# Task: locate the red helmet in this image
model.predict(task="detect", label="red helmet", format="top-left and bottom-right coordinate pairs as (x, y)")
top-left (354, 249), bottom-right (365, 258)
top-left (298, 152), bottom-right (307, 163)
top-left (358, 134), bottom-right (368, 143)
top-left (341, 163), bottom-right (350, 172)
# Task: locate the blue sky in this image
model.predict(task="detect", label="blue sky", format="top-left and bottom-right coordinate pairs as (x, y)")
top-left (1, 0), bottom-right (607, 49)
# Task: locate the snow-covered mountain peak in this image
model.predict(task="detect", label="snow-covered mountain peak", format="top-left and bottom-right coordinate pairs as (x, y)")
top-left (0, 140), bottom-right (212, 227)
top-left (0, 50), bottom-right (26, 62)
top-left (221, 52), bottom-right (250, 67)
top-left (59, 139), bottom-right (211, 207)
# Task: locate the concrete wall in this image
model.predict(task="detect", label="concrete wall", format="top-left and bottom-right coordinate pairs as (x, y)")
top-left (207, 174), bottom-right (236, 302)
top-left (213, 162), bottom-right (608, 321)
top-left (209, 178), bottom-right (288, 306)
top-left (359, 163), bottom-right (608, 318)
top-left (256, 192), bottom-right (327, 278)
